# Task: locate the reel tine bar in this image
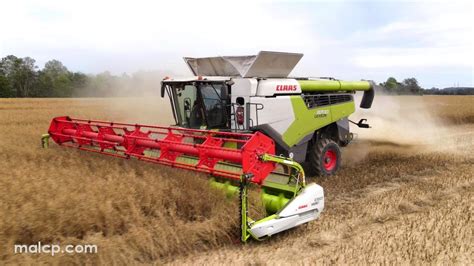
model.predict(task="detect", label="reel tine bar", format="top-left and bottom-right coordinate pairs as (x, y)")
top-left (48, 116), bottom-right (276, 184)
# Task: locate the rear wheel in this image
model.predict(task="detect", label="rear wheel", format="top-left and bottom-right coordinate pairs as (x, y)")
top-left (308, 138), bottom-right (341, 176)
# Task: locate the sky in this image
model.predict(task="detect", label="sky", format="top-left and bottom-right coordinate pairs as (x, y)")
top-left (0, 0), bottom-right (472, 89)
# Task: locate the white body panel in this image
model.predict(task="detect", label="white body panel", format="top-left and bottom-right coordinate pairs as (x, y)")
top-left (232, 78), bottom-right (258, 96)
top-left (230, 78), bottom-right (258, 130)
top-left (249, 183), bottom-right (324, 238)
top-left (249, 96), bottom-right (294, 134)
top-left (279, 183), bottom-right (324, 217)
top-left (256, 78), bottom-right (302, 96)
top-left (228, 78), bottom-right (299, 133)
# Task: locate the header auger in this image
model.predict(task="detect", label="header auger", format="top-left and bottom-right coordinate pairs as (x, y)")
top-left (43, 51), bottom-right (374, 242)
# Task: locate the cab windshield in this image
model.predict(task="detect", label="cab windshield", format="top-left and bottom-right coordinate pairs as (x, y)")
top-left (164, 82), bottom-right (228, 129)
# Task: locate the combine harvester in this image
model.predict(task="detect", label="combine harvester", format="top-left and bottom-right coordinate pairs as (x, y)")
top-left (42, 51), bottom-right (374, 242)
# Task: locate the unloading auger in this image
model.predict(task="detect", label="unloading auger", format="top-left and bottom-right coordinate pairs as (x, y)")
top-left (42, 116), bottom-right (324, 241)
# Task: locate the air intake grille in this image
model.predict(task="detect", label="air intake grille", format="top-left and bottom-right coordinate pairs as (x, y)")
top-left (304, 94), bottom-right (353, 109)
top-left (329, 94), bottom-right (353, 104)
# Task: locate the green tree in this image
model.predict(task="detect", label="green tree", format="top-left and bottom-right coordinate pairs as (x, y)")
top-left (69, 72), bottom-right (88, 96)
top-left (18, 57), bottom-right (38, 97)
top-left (0, 74), bottom-right (10, 97)
top-left (0, 55), bottom-right (22, 97)
top-left (42, 59), bottom-right (72, 97)
top-left (379, 77), bottom-right (400, 94)
top-left (44, 59), bottom-right (68, 76)
top-left (35, 70), bottom-right (54, 97)
top-left (0, 59), bottom-right (12, 97)
top-left (0, 55), bottom-right (37, 97)
top-left (401, 78), bottom-right (423, 94)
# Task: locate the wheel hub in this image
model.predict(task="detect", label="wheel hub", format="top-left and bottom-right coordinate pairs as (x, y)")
top-left (323, 149), bottom-right (337, 171)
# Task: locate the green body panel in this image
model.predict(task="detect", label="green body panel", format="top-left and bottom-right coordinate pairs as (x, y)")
top-left (209, 178), bottom-right (239, 197)
top-left (298, 80), bottom-right (371, 92)
top-left (331, 101), bottom-right (355, 121)
top-left (283, 96), bottom-right (355, 147)
top-left (261, 193), bottom-right (289, 214)
top-left (209, 176), bottom-right (295, 215)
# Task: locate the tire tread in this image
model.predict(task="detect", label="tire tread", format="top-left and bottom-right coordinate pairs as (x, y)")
top-left (308, 138), bottom-right (340, 176)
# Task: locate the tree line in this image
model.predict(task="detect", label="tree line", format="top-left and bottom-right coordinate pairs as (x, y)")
top-left (378, 77), bottom-right (423, 95)
top-left (0, 55), bottom-right (166, 97)
top-left (1, 55), bottom-right (472, 97)
top-left (0, 55), bottom-right (87, 97)
top-left (378, 77), bottom-right (473, 95)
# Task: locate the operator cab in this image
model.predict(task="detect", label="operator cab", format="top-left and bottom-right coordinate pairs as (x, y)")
top-left (161, 52), bottom-right (304, 131)
top-left (161, 80), bottom-right (230, 129)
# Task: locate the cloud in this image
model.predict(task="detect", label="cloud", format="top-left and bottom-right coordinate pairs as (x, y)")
top-left (353, 47), bottom-right (472, 68)
top-left (0, 0), bottom-right (472, 88)
top-left (350, 2), bottom-right (473, 69)
top-left (0, 0), bottom-right (315, 63)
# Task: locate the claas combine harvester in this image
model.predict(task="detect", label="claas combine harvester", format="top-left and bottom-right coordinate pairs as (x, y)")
top-left (42, 51), bottom-right (374, 242)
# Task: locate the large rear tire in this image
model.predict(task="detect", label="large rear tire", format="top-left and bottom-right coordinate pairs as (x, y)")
top-left (308, 138), bottom-right (341, 176)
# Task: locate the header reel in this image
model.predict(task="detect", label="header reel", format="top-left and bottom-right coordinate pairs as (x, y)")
top-left (43, 116), bottom-right (324, 242)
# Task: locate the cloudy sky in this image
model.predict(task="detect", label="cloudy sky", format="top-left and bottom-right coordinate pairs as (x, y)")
top-left (0, 0), bottom-right (472, 88)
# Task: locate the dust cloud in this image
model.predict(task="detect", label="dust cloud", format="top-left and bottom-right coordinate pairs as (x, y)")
top-left (345, 92), bottom-right (460, 164)
top-left (352, 93), bottom-right (450, 145)
top-left (74, 70), bottom-right (179, 126)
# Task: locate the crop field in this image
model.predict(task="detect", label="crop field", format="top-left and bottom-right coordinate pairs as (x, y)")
top-left (0, 95), bottom-right (472, 264)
